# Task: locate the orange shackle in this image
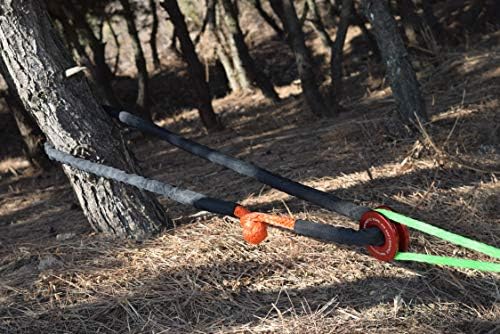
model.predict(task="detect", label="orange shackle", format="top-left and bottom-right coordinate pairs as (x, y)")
top-left (233, 206), bottom-right (296, 244)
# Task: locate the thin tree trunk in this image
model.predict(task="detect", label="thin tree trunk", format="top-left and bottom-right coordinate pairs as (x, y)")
top-left (250, 0), bottom-right (285, 39)
top-left (64, 3), bottom-right (117, 103)
top-left (274, 0), bottom-right (330, 116)
top-left (215, 41), bottom-right (242, 92)
top-left (160, 0), bottom-right (222, 131)
top-left (322, 0), bottom-right (339, 27)
top-left (218, 1), bottom-right (252, 92)
top-left (351, 5), bottom-right (380, 59)
top-left (220, 0), bottom-right (280, 101)
top-left (306, 0), bottom-right (334, 49)
top-left (270, 0), bottom-right (287, 24)
top-left (56, 17), bottom-right (91, 67)
top-left (149, 0), bottom-right (161, 69)
top-left (1, 85), bottom-right (50, 170)
top-left (106, 17), bottom-right (122, 75)
top-left (55, 16), bottom-right (119, 106)
top-left (299, 1), bottom-right (310, 26)
top-left (49, 2), bottom-right (120, 107)
top-left (119, 0), bottom-right (152, 119)
top-left (329, 0), bottom-right (352, 114)
top-left (206, 0), bottom-right (241, 93)
top-left (359, 0), bottom-right (428, 125)
top-left (194, 0), bottom-right (210, 45)
top-left (169, 26), bottom-right (182, 56)
top-left (0, 0), bottom-right (170, 238)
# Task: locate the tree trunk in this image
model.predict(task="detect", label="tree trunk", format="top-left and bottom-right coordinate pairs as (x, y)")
top-left (48, 2), bottom-right (120, 107)
top-left (106, 17), bottom-right (122, 75)
top-left (205, 0), bottom-right (242, 93)
top-left (250, 0), bottom-right (285, 39)
top-left (329, 0), bottom-right (353, 114)
top-left (298, 1), bottom-right (310, 26)
top-left (0, 0), bottom-right (171, 239)
top-left (350, 4), bottom-right (380, 59)
top-left (220, 0), bottom-right (280, 101)
top-left (215, 43), bottom-right (242, 92)
top-left (64, 3), bottom-right (118, 105)
top-left (306, 0), bottom-right (333, 49)
top-left (119, 0), bottom-right (152, 119)
top-left (160, 0), bottom-right (222, 131)
top-left (219, 2), bottom-right (252, 92)
top-left (169, 26), bottom-right (182, 56)
top-left (322, 0), bottom-right (339, 27)
top-left (194, 0), bottom-right (210, 45)
top-left (1, 84), bottom-right (50, 170)
top-left (270, 0), bottom-right (287, 24)
top-left (359, 0), bottom-right (428, 125)
top-left (274, 0), bottom-right (330, 116)
top-left (149, 0), bottom-right (161, 69)
top-left (54, 16), bottom-right (118, 106)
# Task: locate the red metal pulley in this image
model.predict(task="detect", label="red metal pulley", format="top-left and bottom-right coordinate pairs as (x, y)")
top-left (359, 210), bottom-right (400, 262)
top-left (376, 205), bottom-right (410, 252)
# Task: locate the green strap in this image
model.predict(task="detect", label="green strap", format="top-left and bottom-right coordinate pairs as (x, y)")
top-left (375, 208), bottom-right (500, 272)
top-left (394, 253), bottom-right (500, 272)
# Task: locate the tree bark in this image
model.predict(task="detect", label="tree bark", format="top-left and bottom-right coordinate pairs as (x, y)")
top-left (359, 0), bottom-right (428, 125)
top-left (160, 0), bottom-right (222, 131)
top-left (274, 0), bottom-right (330, 116)
top-left (149, 0), bottom-right (161, 69)
top-left (119, 0), bottom-right (152, 119)
top-left (220, 0), bottom-right (280, 101)
top-left (0, 0), bottom-right (171, 239)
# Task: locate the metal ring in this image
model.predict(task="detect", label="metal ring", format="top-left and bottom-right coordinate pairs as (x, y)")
top-left (360, 211), bottom-right (400, 261)
top-left (376, 205), bottom-right (410, 252)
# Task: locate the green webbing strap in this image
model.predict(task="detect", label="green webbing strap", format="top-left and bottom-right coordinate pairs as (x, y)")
top-left (375, 209), bottom-right (500, 272)
top-left (394, 253), bottom-right (500, 272)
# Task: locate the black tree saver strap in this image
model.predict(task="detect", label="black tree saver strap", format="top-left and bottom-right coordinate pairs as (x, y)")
top-left (103, 107), bottom-right (371, 221)
top-left (44, 143), bottom-right (383, 247)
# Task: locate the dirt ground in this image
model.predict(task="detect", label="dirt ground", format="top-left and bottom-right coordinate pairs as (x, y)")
top-left (1, 5), bottom-right (499, 333)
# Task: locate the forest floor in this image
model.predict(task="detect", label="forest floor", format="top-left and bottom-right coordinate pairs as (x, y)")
top-left (1, 13), bottom-right (499, 334)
